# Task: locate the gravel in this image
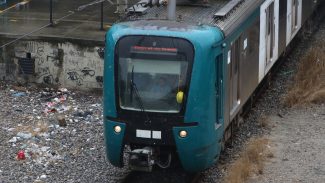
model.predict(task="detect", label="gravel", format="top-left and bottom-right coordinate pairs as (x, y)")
top-left (248, 105), bottom-right (325, 183)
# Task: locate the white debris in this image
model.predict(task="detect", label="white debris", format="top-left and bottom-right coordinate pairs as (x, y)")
top-left (39, 133), bottom-right (49, 138)
top-left (41, 146), bottom-right (50, 152)
top-left (8, 137), bottom-right (18, 143)
top-left (7, 128), bottom-right (16, 132)
top-left (40, 174), bottom-right (47, 179)
top-left (16, 132), bottom-right (32, 139)
top-left (53, 98), bottom-right (60, 103)
top-left (59, 88), bottom-right (68, 92)
top-left (91, 103), bottom-right (101, 107)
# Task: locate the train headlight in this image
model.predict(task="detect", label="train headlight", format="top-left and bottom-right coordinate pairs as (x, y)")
top-left (179, 130), bottom-right (187, 138)
top-left (114, 126), bottom-right (122, 133)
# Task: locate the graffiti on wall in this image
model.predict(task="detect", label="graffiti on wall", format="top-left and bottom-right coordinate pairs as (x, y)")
top-left (66, 67), bottom-right (97, 86)
top-left (35, 67), bottom-right (54, 84)
top-left (13, 41), bottom-right (104, 89)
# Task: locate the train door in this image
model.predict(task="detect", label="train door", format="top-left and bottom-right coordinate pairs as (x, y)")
top-left (286, 0), bottom-right (302, 45)
top-left (259, 0), bottom-right (279, 82)
top-left (229, 38), bottom-right (241, 115)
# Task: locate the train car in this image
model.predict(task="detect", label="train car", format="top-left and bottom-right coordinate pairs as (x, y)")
top-left (103, 0), bottom-right (322, 172)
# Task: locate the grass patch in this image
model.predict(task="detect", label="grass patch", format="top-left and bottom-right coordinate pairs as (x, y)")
top-left (284, 43), bottom-right (325, 107)
top-left (224, 138), bottom-right (272, 183)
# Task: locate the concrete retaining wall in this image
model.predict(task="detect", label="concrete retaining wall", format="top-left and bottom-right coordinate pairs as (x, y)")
top-left (0, 40), bottom-right (104, 90)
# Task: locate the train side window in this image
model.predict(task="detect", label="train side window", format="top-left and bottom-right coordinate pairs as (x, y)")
top-left (291, 0), bottom-right (299, 33)
top-left (229, 38), bottom-right (241, 112)
top-left (248, 19), bottom-right (259, 55)
top-left (265, 2), bottom-right (275, 65)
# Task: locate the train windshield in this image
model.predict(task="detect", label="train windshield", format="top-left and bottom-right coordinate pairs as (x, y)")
top-left (116, 36), bottom-right (194, 113)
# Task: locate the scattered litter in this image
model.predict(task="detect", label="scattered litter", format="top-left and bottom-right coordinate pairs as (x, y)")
top-left (12, 92), bottom-right (27, 97)
top-left (17, 150), bottom-right (26, 160)
top-left (57, 115), bottom-right (67, 127)
top-left (40, 174), bottom-right (47, 179)
top-left (41, 146), bottom-right (50, 152)
top-left (91, 103), bottom-right (101, 107)
top-left (8, 137), bottom-right (18, 143)
top-left (16, 132), bottom-right (32, 139)
top-left (0, 83), bottom-right (104, 181)
top-left (7, 128), bottom-right (16, 132)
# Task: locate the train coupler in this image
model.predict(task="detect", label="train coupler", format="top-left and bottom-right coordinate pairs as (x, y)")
top-left (128, 147), bottom-right (155, 172)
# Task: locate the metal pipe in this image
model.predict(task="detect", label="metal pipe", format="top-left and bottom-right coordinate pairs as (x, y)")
top-left (167, 0), bottom-right (176, 20)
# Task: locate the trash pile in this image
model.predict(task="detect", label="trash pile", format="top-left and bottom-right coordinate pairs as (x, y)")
top-left (0, 83), bottom-right (110, 182)
top-left (42, 88), bottom-right (70, 114)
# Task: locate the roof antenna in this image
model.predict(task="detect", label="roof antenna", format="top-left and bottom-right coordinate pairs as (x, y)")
top-left (167, 0), bottom-right (176, 20)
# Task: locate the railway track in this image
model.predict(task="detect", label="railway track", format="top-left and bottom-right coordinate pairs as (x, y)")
top-left (121, 169), bottom-right (202, 183)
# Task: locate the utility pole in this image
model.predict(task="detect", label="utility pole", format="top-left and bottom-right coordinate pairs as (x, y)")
top-left (167, 0), bottom-right (176, 20)
top-left (49, 0), bottom-right (53, 26)
top-left (100, 1), bottom-right (104, 30)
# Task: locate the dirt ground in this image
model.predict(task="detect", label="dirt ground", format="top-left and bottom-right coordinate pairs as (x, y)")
top-left (248, 105), bottom-right (325, 183)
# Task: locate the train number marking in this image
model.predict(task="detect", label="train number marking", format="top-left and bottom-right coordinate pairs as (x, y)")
top-left (152, 131), bottom-right (161, 139)
top-left (136, 129), bottom-right (151, 138)
top-left (136, 129), bottom-right (162, 139)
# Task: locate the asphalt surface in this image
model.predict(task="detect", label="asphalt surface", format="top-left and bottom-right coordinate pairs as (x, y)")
top-left (0, 0), bottom-right (122, 41)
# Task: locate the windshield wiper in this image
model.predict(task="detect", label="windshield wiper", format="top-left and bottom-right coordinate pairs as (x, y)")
top-left (130, 66), bottom-right (151, 124)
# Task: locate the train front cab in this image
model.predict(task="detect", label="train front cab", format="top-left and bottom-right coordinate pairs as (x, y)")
top-left (103, 21), bottom-right (226, 172)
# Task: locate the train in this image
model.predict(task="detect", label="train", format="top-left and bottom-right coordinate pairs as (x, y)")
top-left (103, 0), bottom-right (323, 172)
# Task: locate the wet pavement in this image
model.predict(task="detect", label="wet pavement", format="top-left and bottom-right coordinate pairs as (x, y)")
top-left (0, 0), bottom-right (123, 41)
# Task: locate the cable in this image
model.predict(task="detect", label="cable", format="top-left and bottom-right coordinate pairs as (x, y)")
top-left (0, 23), bottom-right (52, 49)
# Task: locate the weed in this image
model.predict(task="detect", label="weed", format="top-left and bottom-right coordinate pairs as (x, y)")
top-left (258, 115), bottom-right (270, 129)
top-left (224, 138), bottom-right (271, 183)
top-left (284, 43), bottom-right (325, 106)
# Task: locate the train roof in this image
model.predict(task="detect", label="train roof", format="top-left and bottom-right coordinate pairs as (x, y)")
top-left (124, 0), bottom-right (264, 36)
